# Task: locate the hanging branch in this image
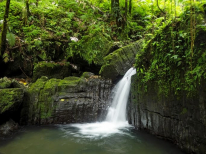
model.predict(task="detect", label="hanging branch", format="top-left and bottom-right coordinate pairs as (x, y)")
top-left (0, 0), bottom-right (10, 57)
top-left (156, 0), bottom-right (166, 15)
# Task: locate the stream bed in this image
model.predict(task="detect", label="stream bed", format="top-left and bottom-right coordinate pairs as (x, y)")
top-left (0, 124), bottom-right (185, 154)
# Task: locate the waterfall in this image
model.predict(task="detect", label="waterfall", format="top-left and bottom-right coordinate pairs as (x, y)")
top-left (106, 67), bottom-right (136, 123)
top-left (69, 67), bottom-right (136, 137)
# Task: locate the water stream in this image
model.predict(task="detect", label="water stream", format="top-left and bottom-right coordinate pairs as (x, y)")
top-left (0, 68), bottom-right (185, 154)
top-left (67, 67), bottom-right (136, 138)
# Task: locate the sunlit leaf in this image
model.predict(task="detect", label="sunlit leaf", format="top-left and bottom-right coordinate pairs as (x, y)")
top-left (6, 33), bottom-right (16, 47)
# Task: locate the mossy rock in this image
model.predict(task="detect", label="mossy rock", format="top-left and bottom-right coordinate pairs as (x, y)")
top-left (100, 40), bottom-right (142, 81)
top-left (99, 65), bottom-right (118, 80)
top-left (24, 76), bottom-right (52, 124)
top-left (32, 61), bottom-right (72, 82)
top-left (58, 76), bottom-right (82, 91)
top-left (107, 42), bottom-right (122, 55)
top-left (0, 77), bottom-right (12, 89)
top-left (38, 78), bottom-right (60, 119)
top-left (0, 88), bottom-right (24, 114)
top-left (81, 72), bottom-right (94, 78)
top-left (28, 76), bottom-right (48, 95)
top-left (24, 76), bottom-right (87, 123)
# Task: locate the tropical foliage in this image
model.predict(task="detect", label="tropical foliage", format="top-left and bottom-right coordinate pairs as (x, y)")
top-left (0, 0), bottom-right (205, 80)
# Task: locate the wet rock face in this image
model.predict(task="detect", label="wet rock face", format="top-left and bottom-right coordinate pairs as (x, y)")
top-left (22, 75), bottom-right (113, 125)
top-left (128, 75), bottom-right (206, 154)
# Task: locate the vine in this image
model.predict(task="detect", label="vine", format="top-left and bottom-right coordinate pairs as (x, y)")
top-left (135, 1), bottom-right (206, 97)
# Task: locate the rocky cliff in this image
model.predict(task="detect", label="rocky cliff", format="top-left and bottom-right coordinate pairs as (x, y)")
top-left (128, 75), bottom-right (206, 154)
top-left (21, 74), bottom-right (113, 125)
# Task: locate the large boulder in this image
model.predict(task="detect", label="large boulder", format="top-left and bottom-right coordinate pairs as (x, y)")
top-left (100, 39), bottom-right (143, 81)
top-left (21, 74), bottom-right (113, 125)
top-left (32, 61), bottom-right (72, 82)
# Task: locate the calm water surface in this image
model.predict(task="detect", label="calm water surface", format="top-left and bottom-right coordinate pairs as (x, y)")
top-left (0, 124), bottom-right (185, 154)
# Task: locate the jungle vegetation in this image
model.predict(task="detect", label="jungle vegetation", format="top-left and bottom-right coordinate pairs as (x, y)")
top-left (0, 0), bottom-right (206, 90)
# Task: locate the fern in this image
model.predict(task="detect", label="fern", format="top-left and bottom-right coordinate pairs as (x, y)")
top-left (3, 52), bottom-right (9, 63)
top-left (6, 33), bottom-right (16, 47)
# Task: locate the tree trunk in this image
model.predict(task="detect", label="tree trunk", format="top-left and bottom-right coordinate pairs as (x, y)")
top-left (111, 0), bottom-right (114, 13)
top-left (113, 0), bottom-right (121, 28)
top-left (129, 0), bottom-right (132, 14)
top-left (123, 0), bottom-right (128, 29)
top-left (26, 0), bottom-right (30, 18)
top-left (0, 0), bottom-right (10, 57)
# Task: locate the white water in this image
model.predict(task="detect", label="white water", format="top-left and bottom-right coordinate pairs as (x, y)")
top-left (66, 67), bottom-right (136, 137)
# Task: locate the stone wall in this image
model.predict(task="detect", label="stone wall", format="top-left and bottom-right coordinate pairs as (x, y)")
top-left (128, 75), bottom-right (206, 154)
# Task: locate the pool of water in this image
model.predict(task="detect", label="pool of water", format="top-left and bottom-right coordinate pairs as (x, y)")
top-left (0, 124), bottom-right (185, 154)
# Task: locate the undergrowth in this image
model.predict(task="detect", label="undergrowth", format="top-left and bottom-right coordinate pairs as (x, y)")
top-left (135, 1), bottom-right (206, 97)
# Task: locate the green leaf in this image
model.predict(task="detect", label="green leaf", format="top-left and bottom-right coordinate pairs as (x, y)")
top-left (38, 50), bottom-right (47, 60)
top-left (6, 33), bottom-right (16, 47)
top-left (3, 53), bottom-right (9, 63)
top-left (177, 61), bottom-right (182, 66)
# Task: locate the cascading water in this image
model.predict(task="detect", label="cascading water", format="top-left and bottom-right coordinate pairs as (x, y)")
top-left (61, 67), bottom-right (136, 137)
top-left (106, 67), bottom-right (136, 123)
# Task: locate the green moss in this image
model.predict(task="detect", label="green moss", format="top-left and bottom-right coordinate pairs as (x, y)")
top-left (32, 61), bottom-right (71, 82)
top-left (29, 76), bottom-right (48, 94)
top-left (27, 76), bottom-right (87, 121)
top-left (26, 75), bottom-right (88, 122)
top-left (135, 9), bottom-right (206, 97)
top-left (38, 78), bottom-right (60, 119)
top-left (43, 78), bottom-right (61, 93)
top-left (100, 40), bottom-right (142, 79)
top-left (26, 76), bottom-right (48, 122)
top-left (58, 77), bottom-right (81, 87)
top-left (81, 72), bottom-right (94, 78)
top-left (0, 77), bottom-right (11, 89)
top-left (102, 41), bottom-right (139, 67)
top-left (0, 88), bottom-right (24, 114)
top-left (181, 108), bottom-right (188, 114)
top-left (75, 32), bottom-right (112, 65)
top-left (27, 77), bottom-right (61, 121)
